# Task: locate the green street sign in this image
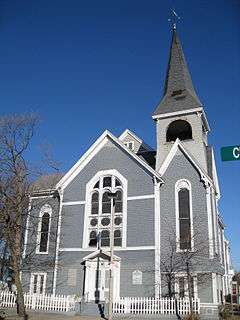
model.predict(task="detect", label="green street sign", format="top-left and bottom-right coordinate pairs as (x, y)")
top-left (221, 145), bottom-right (240, 161)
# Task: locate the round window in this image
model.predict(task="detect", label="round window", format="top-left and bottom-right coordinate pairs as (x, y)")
top-left (101, 217), bottom-right (110, 226)
top-left (90, 218), bottom-right (98, 227)
top-left (114, 217), bottom-right (122, 225)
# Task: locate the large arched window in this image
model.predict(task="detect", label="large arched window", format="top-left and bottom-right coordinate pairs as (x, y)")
top-left (166, 120), bottom-right (192, 142)
top-left (176, 180), bottom-right (193, 251)
top-left (88, 175), bottom-right (123, 248)
top-left (36, 205), bottom-right (52, 254)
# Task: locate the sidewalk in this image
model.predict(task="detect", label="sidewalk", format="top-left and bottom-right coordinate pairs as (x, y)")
top-left (1, 309), bottom-right (104, 320)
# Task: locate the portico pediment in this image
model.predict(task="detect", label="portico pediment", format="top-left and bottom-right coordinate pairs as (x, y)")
top-left (82, 249), bottom-right (121, 262)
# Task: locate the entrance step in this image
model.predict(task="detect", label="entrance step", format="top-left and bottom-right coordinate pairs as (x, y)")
top-left (80, 301), bottom-right (105, 317)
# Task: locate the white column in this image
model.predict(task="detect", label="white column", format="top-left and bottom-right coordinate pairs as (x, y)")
top-left (154, 178), bottom-right (161, 297)
top-left (212, 273), bottom-right (218, 303)
top-left (206, 185), bottom-right (214, 259)
top-left (53, 189), bottom-right (63, 295)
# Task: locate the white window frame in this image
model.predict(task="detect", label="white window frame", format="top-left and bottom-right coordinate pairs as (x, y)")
top-left (175, 273), bottom-right (198, 298)
top-left (30, 272), bottom-right (47, 295)
top-left (36, 204), bottom-right (52, 255)
top-left (83, 169), bottom-right (128, 249)
top-left (124, 141), bottom-right (135, 151)
top-left (175, 179), bottom-right (194, 252)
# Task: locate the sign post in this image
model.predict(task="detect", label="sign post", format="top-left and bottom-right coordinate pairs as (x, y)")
top-left (221, 145), bottom-right (240, 161)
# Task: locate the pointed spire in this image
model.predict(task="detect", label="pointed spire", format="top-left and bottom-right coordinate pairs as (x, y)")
top-left (153, 29), bottom-right (202, 117)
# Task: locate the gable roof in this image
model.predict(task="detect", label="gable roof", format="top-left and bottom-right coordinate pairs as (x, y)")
top-left (153, 29), bottom-right (202, 117)
top-left (119, 129), bottom-right (154, 151)
top-left (159, 139), bottom-right (215, 190)
top-left (56, 130), bottom-right (163, 190)
top-left (30, 173), bottom-right (64, 197)
top-left (31, 173), bottom-right (64, 192)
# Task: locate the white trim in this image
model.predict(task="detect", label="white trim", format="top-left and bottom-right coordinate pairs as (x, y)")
top-left (82, 249), bottom-right (121, 261)
top-left (30, 195), bottom-right (55, 199)
top-left (56, 130), bottom-right (163, 190)
top-left (211, 149), bottom-right (221, 198)
top-left (82, 169), bottom-right (128, 249)
top-left (210, 188), bottom-right (219, 255)
top-left (154, 177), bottom-right (161, 297)
top-left (36, 204), bottom-right (52, 255)
top-left (152, 107), bottom-right (203, 120)
top-left (127, 194), bottom-right (154, 200)
top-left (206, 185), bottom-right (214, 259)
top-left (53, 190), bottom-right (63, 295)
top-left (212, 273), bottom-right (218, 303)
top-left (59, 246), bottom-right (155, 252)
top-left (159, 138), bottom-right (213, 188)
top-left (22, 197), bottom-right (32, 258)
top-left (119, 129), bottom-right (143, 144)
top-left (30, 272), bottom-right (47, 295)
top-left (175, 179), bottom-right (194, 252)
top-left (62, 201), bottom-right (85, 206)
top-left (119, 129), bottom-right (154, 151)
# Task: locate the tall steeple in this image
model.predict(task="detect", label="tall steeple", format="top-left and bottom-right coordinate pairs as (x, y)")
top-left (153, 28), bottom-right (210, 172)
top-left (153, 29), bottom-right (202, 116)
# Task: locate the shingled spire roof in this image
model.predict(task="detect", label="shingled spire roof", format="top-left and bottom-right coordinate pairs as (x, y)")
top-left (153, 29), bottom-right (203, 116)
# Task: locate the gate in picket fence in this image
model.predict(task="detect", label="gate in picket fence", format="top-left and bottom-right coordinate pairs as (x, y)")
top-left (113, 297), bottom-right (200, 315)
top-left (0, 291), bottom-right (75, 312)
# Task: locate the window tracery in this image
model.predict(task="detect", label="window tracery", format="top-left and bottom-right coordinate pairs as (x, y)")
top-left (88, 175), bottom-right (123, 248)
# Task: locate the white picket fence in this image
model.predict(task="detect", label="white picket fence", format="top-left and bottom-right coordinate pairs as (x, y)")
top-left (113, 297), bottom-right (200, 315)
top-left (0, 291), bottom-right (75, 312)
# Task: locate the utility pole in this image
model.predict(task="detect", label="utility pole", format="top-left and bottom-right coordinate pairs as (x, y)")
top-left (107, 191), bottom-right (117, 320)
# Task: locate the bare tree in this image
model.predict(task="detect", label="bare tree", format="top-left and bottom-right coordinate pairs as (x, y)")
top-left (0, 114), bottom-right (39, 318)
top-left (159, 215), bottom-right (213, 319)
top-left (0, 114), bottom-right (60, 318)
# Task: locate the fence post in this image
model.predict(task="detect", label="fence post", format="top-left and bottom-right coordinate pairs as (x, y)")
top-left (31, 294), bottom-right (36, 310)
top-left (125, 297), bottom-right (130, 314)
top-left (66, 295), bottom-right (70, 312)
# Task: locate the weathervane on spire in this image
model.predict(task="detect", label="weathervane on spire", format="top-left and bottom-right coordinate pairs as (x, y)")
top-left (168, 9), bottom-right (180, 30)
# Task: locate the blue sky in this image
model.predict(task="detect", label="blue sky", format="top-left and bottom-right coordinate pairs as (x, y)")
top-left (0, 1), bottom-right (239, 268)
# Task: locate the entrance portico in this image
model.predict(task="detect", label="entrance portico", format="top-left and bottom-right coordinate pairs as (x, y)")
top-left (82, 250), bottom-right (121, 302)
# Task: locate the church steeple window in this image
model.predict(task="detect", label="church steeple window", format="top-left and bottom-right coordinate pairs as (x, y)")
top-left (166, 120), bottom-right (192, 142)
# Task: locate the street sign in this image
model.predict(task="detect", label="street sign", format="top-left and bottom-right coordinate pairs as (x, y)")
top-left (221, 145), bottom-right (240, 161)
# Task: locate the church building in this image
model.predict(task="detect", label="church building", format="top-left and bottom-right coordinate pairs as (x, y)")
top-left (22, 27), bottom-right (233, 311)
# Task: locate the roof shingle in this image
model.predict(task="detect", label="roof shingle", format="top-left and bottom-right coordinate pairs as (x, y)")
top-left (153, 29), bottom-right (202, 116)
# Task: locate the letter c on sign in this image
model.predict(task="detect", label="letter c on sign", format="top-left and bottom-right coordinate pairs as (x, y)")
top-left (233, 147), bottom-right (240, 159)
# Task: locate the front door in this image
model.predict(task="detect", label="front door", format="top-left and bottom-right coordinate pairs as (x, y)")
top-left (95, 261), bottom-right (110, 301)
top-left (84, 256), bottom-right (120, 302)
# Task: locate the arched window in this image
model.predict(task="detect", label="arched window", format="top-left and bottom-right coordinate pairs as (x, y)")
top-left (88, 175), bottom-right (123, 248)
top-left (166, 120), bottom-right (192, 142)
top-left (91, 192), bottom-right (99, 215)
top-left (176, 180), bottom-right (193, 251)
top-left (37, 205), bottom-right (52, 254)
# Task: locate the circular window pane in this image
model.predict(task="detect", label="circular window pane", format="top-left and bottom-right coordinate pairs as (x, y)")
top-left (114, 217), bottom-right (122, 225)
top-left (101, 217), bottom-right (110, 226)
top-left (90, 218), bottom-right (98, 227)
